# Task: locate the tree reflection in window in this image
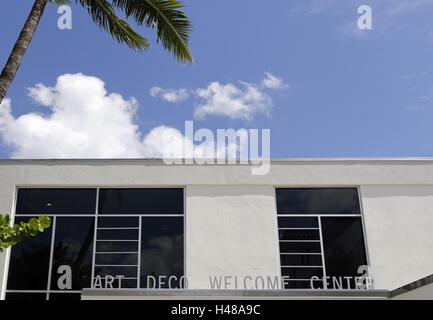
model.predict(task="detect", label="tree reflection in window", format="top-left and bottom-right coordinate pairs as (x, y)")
top-left (140, 217), bottom-right (184, 288)
top-left (7, 217), bottom-right (52, 291)
top-left (51, 218), bottom-right (94, 290)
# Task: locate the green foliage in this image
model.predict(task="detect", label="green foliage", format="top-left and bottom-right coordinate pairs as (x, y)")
top-left (50, 0), bottom-right (193, 63)
top-left (75, 0), bottom-right (150, 51)
top-left (112, 0), bottom-right (193, 63)
top-left (0, 214), bottom-right (51, 252)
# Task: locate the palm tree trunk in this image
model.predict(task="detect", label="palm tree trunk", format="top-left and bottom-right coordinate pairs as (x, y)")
top-left (0, 0), bottom-right (48, 104)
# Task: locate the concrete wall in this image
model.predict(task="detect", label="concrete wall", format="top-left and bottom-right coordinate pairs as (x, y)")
top-left (185, 186), bottom-right (280, 289)
top-left (0, 159), bottom-right (433, 298)
top-left (361, 186), bottom-right (433, 290)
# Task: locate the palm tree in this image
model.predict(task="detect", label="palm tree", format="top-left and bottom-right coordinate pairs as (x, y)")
top-left (0, 0), bottom-right (193, 104)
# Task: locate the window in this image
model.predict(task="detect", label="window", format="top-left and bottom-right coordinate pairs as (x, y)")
top-left (276, 188), bottom-right (369, 290)
top-left (6, 216), bottom-right (52, 292)
top-left (98, 188), bottom-right (183, 214)
top-left (51, 217), bottom-right (94, 290)
top-left (16, 188), bottom-right (96, 215)
top-left (276, 188), bottom-right (361, 215)
top-left (139, 217), bottom-right (184, 289)
top-left (6, 188), bottom-right (184, 300)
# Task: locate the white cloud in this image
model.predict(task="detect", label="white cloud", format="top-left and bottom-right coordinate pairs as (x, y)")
top-left (0, 73), bottom-right (221, 159)
top-left (193, 81), bottom-right (272, 121)
top-left (381, 0), bottom-right (433, 18)
top-left (292, 0), bottom-right (433, 15)
top-left (0, 72), bottom-right (283, 159)
top-left (141, 125), bottom-right (186, 158)
top-left (27, 83), bottom-right (55, 106)
top-left (337, 21), bottom-right (369, 39)
top-left (290, 0), bottom-right (433, 38)
top-left (262, 72), bottom-right (288, 90)
top-left (152, 72), bottom-right (287, 121)
top-left (150, 86), bottom-right (189, 103)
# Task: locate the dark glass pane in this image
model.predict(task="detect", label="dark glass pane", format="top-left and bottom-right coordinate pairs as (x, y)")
top-left (120, 278), bottom-right (139, 288)
top-left (95, 253), bottom-right (138, 265)
top-left (281, 267), bottom-right (323, 279)
top-left (98, 189), bottom-right (184, 214)
top-left (321, 217), bottom-right (368, 289)
top-left (276, 188), bottom-right (361, 214)
top-left (279, 242), bottom-right (321, 254)
top-left (7, 217), bottom-right (52, 290)
top-left (49, 293), bottom-right (81, 300)
top-left (140, 217), bottom-right (184, 288)
top-left (50, 217), bottom-right (94, 290)
top-left (120, 279), bottom-right (139, 288)
top-left (97, 229), bottom-right (139, 240)
top-left (97, 217), bottom-right (139, 228)
top-left (5, 293), bottom-right (47, 300)
top-left (278, 217), bottom-right (318, 228)
top-left (96, 241), bottom-right (138, 253)
top-left (94, 266), bottom-right (138, 278)
top-left (280, 254), bottom-right (322, 266)
top-left (279, 229), bottom-right (319, 241)
top-left (16, 189), bottom-right (96, 215)
top-left (283, 280), bottom-right (324, 289)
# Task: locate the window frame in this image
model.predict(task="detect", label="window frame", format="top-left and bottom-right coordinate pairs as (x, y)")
top-left (273, 186), bottom-right (372, 290)
top-left (3, 186), bottom-right (186, 300)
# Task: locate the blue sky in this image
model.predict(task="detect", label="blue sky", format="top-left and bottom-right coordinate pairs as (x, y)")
top-left (0, 0), bottom-right (433, 158)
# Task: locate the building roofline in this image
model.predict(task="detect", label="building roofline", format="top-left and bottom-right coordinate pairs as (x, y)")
top-left (0, 157), bottom-right (432, 164)
top-left (81, 288), bottom-right (390, 299)
top-left (81, 273), bottom-right (433, 299)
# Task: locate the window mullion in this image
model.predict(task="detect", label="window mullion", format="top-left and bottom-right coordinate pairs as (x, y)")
top-left (137, 217), bottom-right (142, 289)
top-left (317, 216), bottom-right (327, 290)
top-left (46, 216), bottom-right (57, 300)
top-left (90, 188), bottom-right (99, 288)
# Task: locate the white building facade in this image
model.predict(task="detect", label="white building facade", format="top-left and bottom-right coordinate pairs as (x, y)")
top-left (0, 158), bottom-right (432, 300)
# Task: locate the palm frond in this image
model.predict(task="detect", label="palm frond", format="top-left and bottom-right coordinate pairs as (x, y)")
top-left (112, 0), bottom-right (193, 63)
top-left (76, 0), bottom-right (149, 51)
